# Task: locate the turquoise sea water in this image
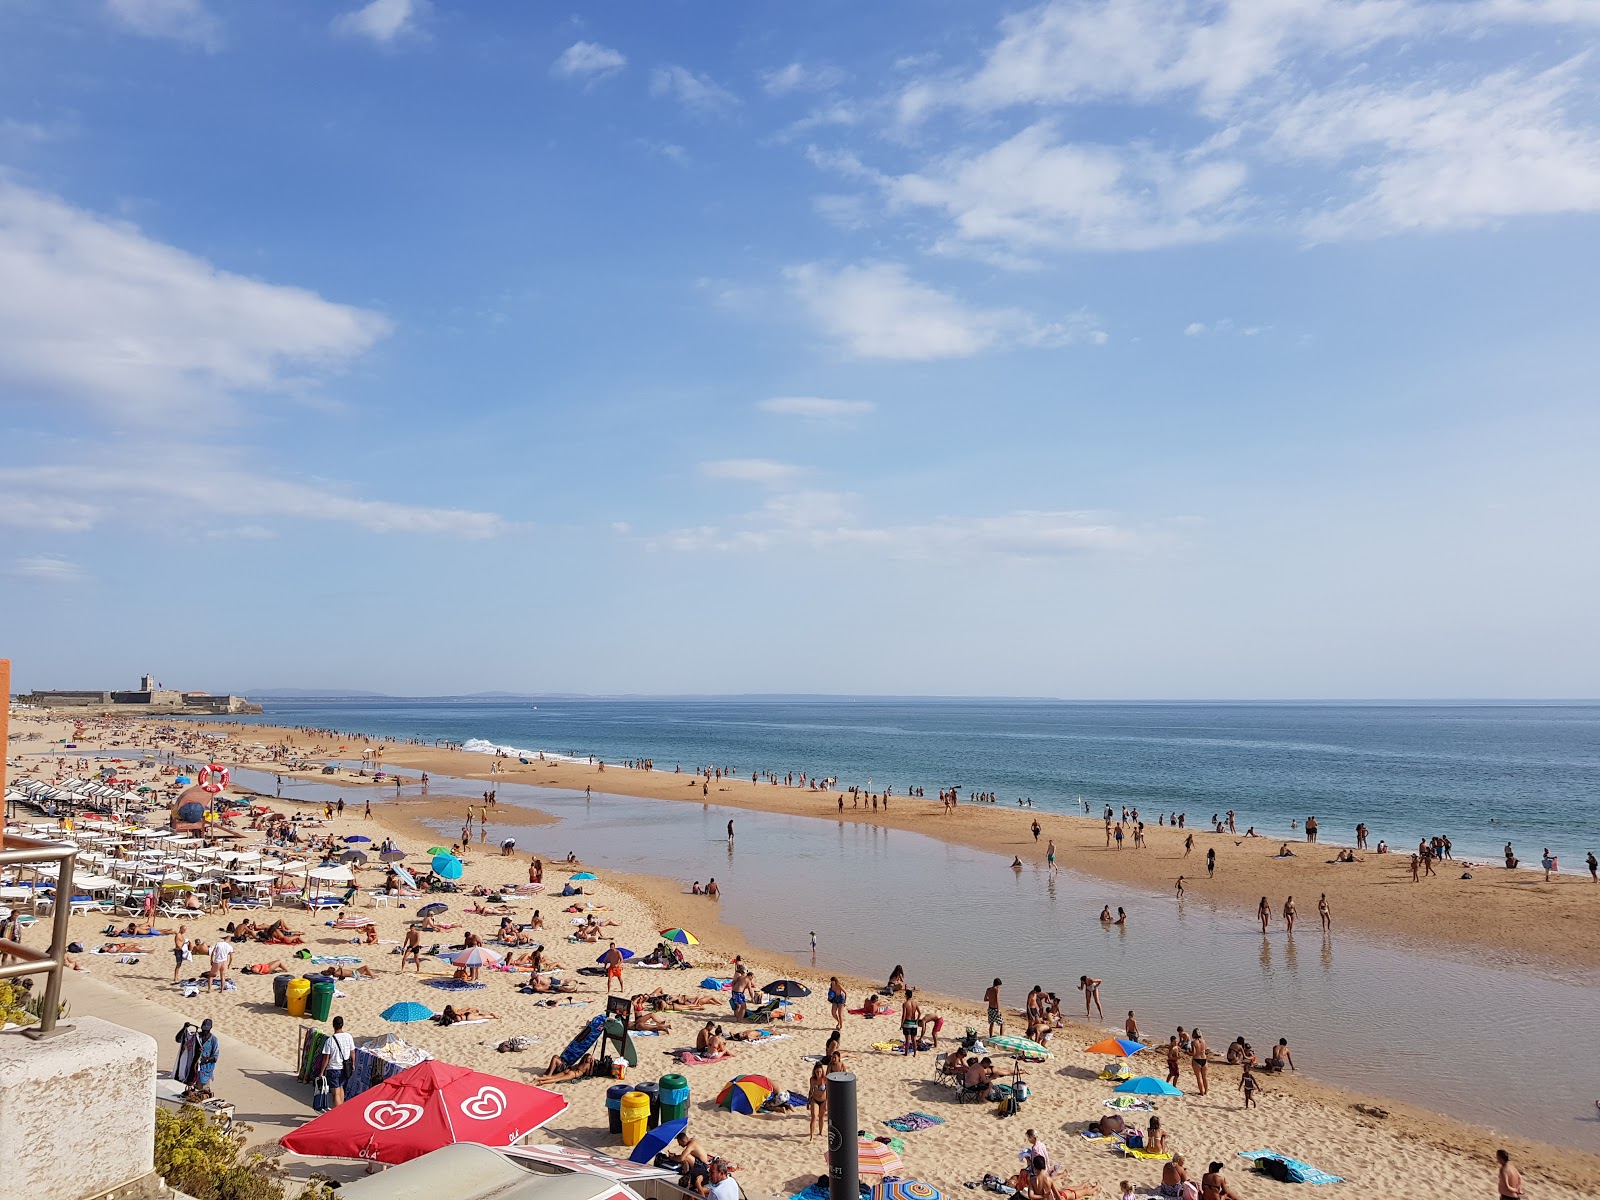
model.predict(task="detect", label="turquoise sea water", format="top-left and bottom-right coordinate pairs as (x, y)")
top-left (224, 698), bottom-right (1600, 865)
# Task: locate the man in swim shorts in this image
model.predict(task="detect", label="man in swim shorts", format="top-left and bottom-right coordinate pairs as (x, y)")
top-left (602, 941), bottom-right (624, 995)
top-left (984, 978), bottom-right (1004, 1036)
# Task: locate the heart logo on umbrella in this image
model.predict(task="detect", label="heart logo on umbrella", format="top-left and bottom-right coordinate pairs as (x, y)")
top-left (364, 1101), bottom-right (424, 1130)
top-left (459, 1086), bottom-right (507, 1120)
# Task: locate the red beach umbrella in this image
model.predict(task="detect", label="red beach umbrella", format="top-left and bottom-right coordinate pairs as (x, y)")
top-left (278, 1060), bottom-right (567, 1165)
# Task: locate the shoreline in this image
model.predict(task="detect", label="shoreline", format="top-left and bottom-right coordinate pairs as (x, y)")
top-left (189, 716), bottom-right (1600, 974)
top-left (9, 712), bottom-right (1600, 1195)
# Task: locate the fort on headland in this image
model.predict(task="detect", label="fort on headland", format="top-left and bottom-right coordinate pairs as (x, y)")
top-left (19, 672), bottom-right (261, 715)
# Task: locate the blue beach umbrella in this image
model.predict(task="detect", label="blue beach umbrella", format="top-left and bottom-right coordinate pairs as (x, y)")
top-left (174, 776), bottom-right (192, 785)
top-left (432, 854), bottom-right (464, 879)
top-left (1086, 1036), bottom-right (1147, 1056)
top-left (596, 947), bottom-right (636, 963)
top-left (416, 902), bottom-right (448, 918)
top-left (391, 864), bottom-right (417, 888)
top-left (570, 872), bottom-right (597, 881)
top-left (343, 835), bottom-right (372, 843)
top-left (380, 1001), bottom-right (434, 1023)
top-left (1114, 1076), bottom-right (1184, 1097)
top-left (629, 1117), bottom-right (688, 1164)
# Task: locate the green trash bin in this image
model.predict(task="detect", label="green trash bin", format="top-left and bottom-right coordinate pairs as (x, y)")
top-left (308, 978), bottom-right (336, 1023)
top-left (658, 1072), bottom-right (688, 1122)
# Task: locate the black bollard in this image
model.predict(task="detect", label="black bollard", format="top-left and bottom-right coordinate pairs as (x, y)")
top-left (827, 1071), bottom-right (859, 1200)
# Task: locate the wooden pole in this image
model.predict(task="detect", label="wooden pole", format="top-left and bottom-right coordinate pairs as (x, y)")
top-left (1, 658), bottom-right (9, 850)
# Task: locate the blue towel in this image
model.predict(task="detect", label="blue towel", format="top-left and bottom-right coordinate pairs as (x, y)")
top-left (788, 1185), bottom-right (829, 1200)
top-left (1239, 1151), bottom-right (1343, 1185)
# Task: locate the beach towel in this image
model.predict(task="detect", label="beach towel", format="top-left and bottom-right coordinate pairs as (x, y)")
top-left (788, 1185), bottom-right (830, 1200)
top-left (700, 977), bottom-right (732, 990)
top-left (426, 979), bottom-right (487, 991)
top-left (1238, 1152), bottom-right (1343, 1185)
top-left (310, 955), bottom-right (363, 966)
top-left (1118, 1145), bottom-right (1172, 1162)
top-left (1078, 1132), bottom-right (1112, 1141)
top-left (674, 1050), bottom-right (731, 1065)
top-left (872, 1041), bottom-right (911, 1054)
top-left (883, 1112), bottom-right (945, 1132)
top-left (1103, 1098), bottom-right (1155, 1112)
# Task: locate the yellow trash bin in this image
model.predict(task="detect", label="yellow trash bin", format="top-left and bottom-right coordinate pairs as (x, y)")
top-left (620, 1089), bottom-right (650, 1147)
top-left (285, 977), bottom-right (311, 1017)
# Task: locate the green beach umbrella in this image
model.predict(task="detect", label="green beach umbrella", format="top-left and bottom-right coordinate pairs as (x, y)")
top-left (987, 1034), bottom-right (1051, 1059)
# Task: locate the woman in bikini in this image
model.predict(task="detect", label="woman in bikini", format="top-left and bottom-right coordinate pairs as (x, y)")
top-left (1078, 975), bottom-right (1103, 1020)
top-left (1190, 1029), bottom-right (1210, 1095)
top-left (1201, 1162), bottom-right (1241, 1200)
top-left (806, 1061), bottom-right (828, 1140)
top-left (828, 977), bottom-right (846, 1029)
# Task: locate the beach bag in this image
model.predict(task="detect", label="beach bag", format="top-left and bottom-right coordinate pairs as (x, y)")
top-left (311, 1074), bottom-right (332, 1112)
top-left (995, 1093), bottom-right (1020, 1119)
top-left (1255, 1158), bottom-right (1291, 1182)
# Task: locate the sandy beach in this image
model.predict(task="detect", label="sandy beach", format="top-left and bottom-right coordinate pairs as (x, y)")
top-left (6, 709), bottom-right (1600, 1199)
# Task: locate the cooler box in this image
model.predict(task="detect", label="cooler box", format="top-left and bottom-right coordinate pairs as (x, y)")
top-left (620, 1090), bottom-right (650, 1147)
top-left (606, 1083), bottom-right (633, 1135)
top-left (308, 979), bottom-right (336, 1022)
top-left (285, 977), bottom-right (310, 1017)
top-left (658, 1073), bottom-right (689, 1122)
top-left (634, 1080), bottom-right (660, 1128)
top-left (273, 974), bottom-right (294, 1010)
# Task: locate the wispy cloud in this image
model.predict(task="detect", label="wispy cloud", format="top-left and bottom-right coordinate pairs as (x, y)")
top-left (9, 555), bottom-right (90, 584)
top-left (553, 41), bottom-right (627, 81)
top-left (332, 0), bottom-right (427, 45)
top-left (651, 66), bottom-right (738, 115)
top-left (785, 262), bottom-right (1105, 360)
top-left (758, 396), bottom-right (875, 420)
top-left (698, 459), bottom-right (806, 487)
top-left (763, 62), bottom-right (846, 96)
top-left (0, 182), bottom-right (390, 423)
top-left (104, 0), bottom-right (220, 50)
top-left (0, 456), bottom-right (504, 540)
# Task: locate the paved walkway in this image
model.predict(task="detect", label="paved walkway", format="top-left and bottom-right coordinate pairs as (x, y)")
top-left (61, 972), bottom-right (372, 1183)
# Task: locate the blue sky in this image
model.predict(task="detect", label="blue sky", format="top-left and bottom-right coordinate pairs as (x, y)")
top-left (2, 0), bottom-right (1598, 698)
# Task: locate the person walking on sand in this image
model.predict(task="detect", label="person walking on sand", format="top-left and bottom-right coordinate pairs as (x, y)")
top-left (1046, 839), bottom-right (1056, 873)
top-left (1031, 819), bottom-right (1041, 842)
top-left (1588, 851), bottom-right (1598, 881)
top-left (1078, 975), bottom-right (1103, 1020)
top-left (1206, 846), bottom-right (1216, 878)
top-left (602, 941), bottom-right (624, 994)
top-left (172, 924), bottom-right (188, 983)
top-left (828, 977), bottom-right (846, 1029)
top-left (1238, 1064), bottom-right (1259, 1109)
top-left (1174, 876), bottom-right (1185, 901)
top-left (1257, 896), bottom-right (1271, 934)
top-left (985, 978), bottom-right (1005, 1036)
top-left (1184, 833), bottom-right (1194, 857)
top-left (208, 936), bottom-right (233, 993)
top-left (807, 1061), bottom-right (828, 1141)
top-left (1496, 1149), bottom-right (1523, 1199)
top-left (1165, 1035), bottom-right (1182, 1084)
top-left (1282, 895), bottom-right (1297, 934)
top-left (401, 927), bottom-right (422, 971)
top-left (1190, 1029), bottom-right (1209, 1095)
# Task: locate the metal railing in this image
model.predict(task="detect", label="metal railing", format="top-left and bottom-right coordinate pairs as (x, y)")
top-left (0, 832), bottom-right (77, 1038)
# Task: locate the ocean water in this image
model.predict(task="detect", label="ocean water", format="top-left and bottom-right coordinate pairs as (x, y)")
top-left (223, 698), bottom-right (1600, 864)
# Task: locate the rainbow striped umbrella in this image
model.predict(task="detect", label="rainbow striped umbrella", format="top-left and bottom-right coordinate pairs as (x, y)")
top-left (716, 1075), bottom-right (774, 1115)
top-left (659, 928), bottom-right (699, 945)
top-left (874, 1183), bottom-right (944, 1200)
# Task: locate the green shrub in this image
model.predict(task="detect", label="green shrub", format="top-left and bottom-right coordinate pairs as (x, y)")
top-left (153, 1107), bottom-right (297, 1200)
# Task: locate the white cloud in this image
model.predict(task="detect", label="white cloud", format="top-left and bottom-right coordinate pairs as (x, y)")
top-left (0, 182), bottom-right (390, 423)
top-left (698, 459), bottom-right (806, 487)
top-left (758, 396), bottom-right (875, 419)
top-left (0, 456), bottom-right (504, 540)
top-left (785, 262), bottom-right (1105, 360)
top-left (104, 0), bottom-right (220, 49)
top-left (763, 62), bottom-right (846, 96)
top-left (332, 0), bottom-right (427, 45)
top-left (887, 121), bottom-right (1248, 253)
top-left (9, 555), bottom-right (89, 584)
top-left (1184, 322), bottom-right (1209, 336)
top-left (553, 41), bottom-right (627, 80)
top-left (651, 66), bottom-right (738, 115)
top-left (1269, 62), bottom-right (1600, 236)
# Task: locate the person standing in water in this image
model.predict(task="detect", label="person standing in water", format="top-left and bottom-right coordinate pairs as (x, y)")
top-left (1257, 897), bottom-right (1271, 934)
top-left (727, 819), bottom-right (734, 845)
top-left (1318, 893), bottom-right (1331, 931)
top-left (1282, 895), bottom-right (1297, 934)
top-left (1078, 974), bottom-right (1103, 1020)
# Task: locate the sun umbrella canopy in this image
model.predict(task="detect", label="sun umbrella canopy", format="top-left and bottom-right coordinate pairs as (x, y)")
top-left (855, 1141), bottom-right (906, 1177)
top-left (277, 1059), bottom-right (567, 1164)
top-left (417, 902), bottom-right (448, 918)
top-left (174, 776), bottom-right (191, 785)
top-left (659, 928), bottom-right (699, 945)
top-left (448, 946), bottom-right (503, 968)
top-left (391, 865), bottom-right (417, 888)
top-left (380, 849), bottom-right (408, 862)
top-left (344, 835), bottom-right (372, 843)
top-left (1086, 1037), bottom-right (1146, 1057)
top-left (596, 947), bottom-right (636, 963)
top-left (716, 1075), bottom-right (774, 1115)
top-left (309, 865), bottom-right (356, 883)
top-left (874, 1182), bottom-right (946, 1200)
top-left (432, 855), bottom-right (464, 880)
top-left (340, 850), bottom-right (368, 864)
top-left (570, 872), bottom-right (596, 881)
top-left (1114, 1075), bottom-right (1183, 1096)
top-left (762, 979), bottom-right (810, 997)
top-left (427, 846), bottom-right (451, 856)
top-left (629, 1117), bottom-right (689, 1164)
top-left (987, 1034), bottom-right (1051, 1059)
top-left (381, 1002), bottom-right (435, 1024)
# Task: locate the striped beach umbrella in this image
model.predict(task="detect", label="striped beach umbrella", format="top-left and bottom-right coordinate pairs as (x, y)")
top-left (716, 1075), bottom-right (774, 1115)
top-left (988, 1034), bottom-right (1051, 1059)
top-left (856, 1141), bottom-right (906, 1177)
top-left (874, 1182), bottom-right (944, 1200)
top-left (448, 946), bottom-right (503, 968)
top-left (1086, 1036), bottom-right (1146, 1056)
top-left (659, 927), bottom-right (699, 945)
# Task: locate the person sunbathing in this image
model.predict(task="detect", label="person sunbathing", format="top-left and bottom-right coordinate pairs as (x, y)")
top-left (230, 918), bottom-right (260, 939)
top-left (541, 1052), bottom-right (594, 1082)
top-left (572, 925), bottom-right (601, 943)
top-left (99, 940), bottom-right (146, 954)
top-left (416, 913), bottom-right (445, 931)
top-left (468, 901), bottom-right (514, 915)
top-left (433, 1004), bottom-right (498, 1025)
top-left (527, 973), bottom-right (578, 993)
top-left (324, 963), bottom-right (377, 979)
top-left (241, 961), bottom-right (290, 975)
top-left (641, 987), bottom-right (720, 1009)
